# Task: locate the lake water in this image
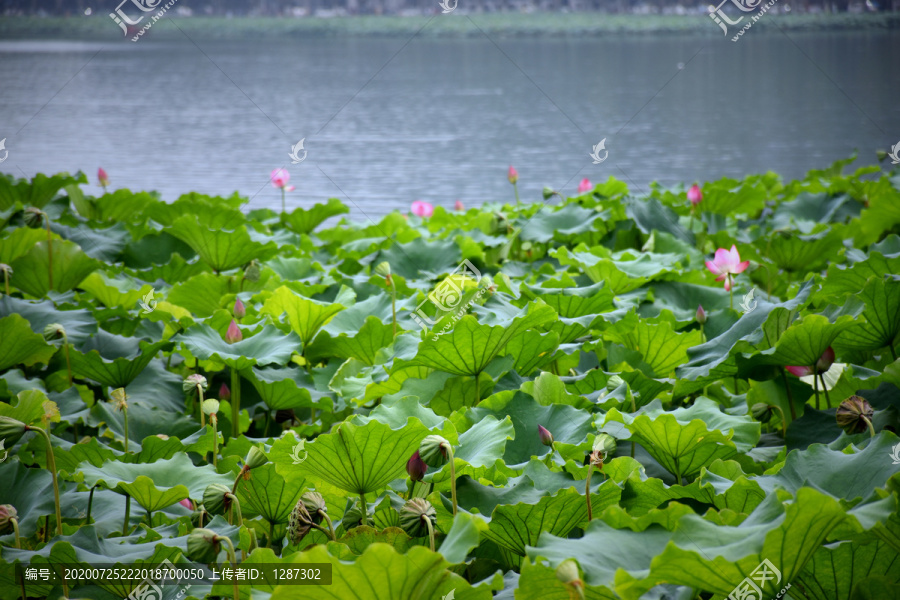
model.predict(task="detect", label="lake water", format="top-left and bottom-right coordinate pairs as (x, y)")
top-left (1, 29), bottom-right (898, 221)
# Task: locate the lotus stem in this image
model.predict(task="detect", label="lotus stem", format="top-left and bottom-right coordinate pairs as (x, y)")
top-left (28, 426), bottom-right (62, 535)
top-left (674, 457), bottom-right (683, 486)
top-left (231, 368), bottom-right (241, 438)
top-left (225, 493), bottom-right (243, 528)
top-left (861, 415), bottom-right (876, 438)
top-left (513, 182), bottom-right (520, 205)
top-left (211, 414), bottom-right (218, 468)
top-left (123, 496), bottom-right (131, 536)
top-left (197, 383), bottom-right (206, 428)
top-left (269, 520), bottom-right (275, 548)
top-left (86, 485), bottom-right (95, 524)
top-left (44, 218), bottom-right (53, 291)
top-left (585, 464), bottom-right (593, 521)
top-left (249, 528), bottom-right (258, 553)
top-left (146, 506), bottom-right (152, 525)
top-left (445, 443), bottom-right (458, 516)
top-left (390, 278), bottom-right (397, 339)
top-left (3, 268), bottom-right (9, 296)
top-left (320, 510), bottom-right (336, 542)
top-left (474, 374), bottom-right (480, 405)
top-left (423, 512), bottom-right (436, 552)
top-left (123, 404), bottom-right (129, 453)
top-left (819, 373), bottom-right (831, 408)
top-left (812, 367), bottom-right (820, 410)
top-left (769, 404), bottom-right (787, 438)
top-left (781, 369), bottom-right (797, 421)
top-left (11, 516), bottom-right (20, 548)
top-left (890, 345), bottom-right (898, 362)
top-left (359, 493), bottom-right (367, 527)
top-left (216, 534), bottom-right (240, 600)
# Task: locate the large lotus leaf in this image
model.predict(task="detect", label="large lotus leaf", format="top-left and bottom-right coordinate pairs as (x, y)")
top-left (766, 228), bottom-right (843, 272)
top-left (502, 329), bottom-right (561, 376)
top-left (245, 365), bottom-right (333, 411)
top-left (404, 303), bottom-right (557, 377)
top-left (78, 270), bottom-right (152, 309)
top-left (820, 238), bottom-right (900, 301)
top-left (0, 172), bottom-right (85, 209)
top-left (91, 189), bottom-right (158, 222)
top-left (0, 460), bottom-right (58, 537)
top-left (768, 191), bottom-right (861, 231)
top-left (10, 239), bottom-right (99, 296)
top-left (168, 214), bottom-right (277, 272)
top-left (521, 281), bottom-right (615, 318)
top-left (467, 392), bottom-right (594, 467)
top-left (306, 316), bottom-right (395, 366)
top-left (552, 246), bottom-right (681, 294)
top-left (438, 512), bottom-right (487, 565)
top-left (296, 419), bottom-right (429, 496)
top-left (269, 544), bottom-right (490, 600)
top-left (236, 462), bottom-right (306, 524)
top-left (520, 204), bottom-right (605, 243)
top-left (68, 330), bottom-right (168, 388)
top-left (260, 285), bottom-right (344, 345)
top-left (516, 560), bottom-right (618, 600)
top-left (0, 313), bottom-right (55, 370)
top-left (178, 322), bottom-right (300, 371)
top-left (601, 399), bottom-right (760, 482)
top-left (376, 237), bottom-right (462, 281)
top-left (281, 198), bottom-right (349, 234)
top-left (836, 276), bottom-right (900, 353)
top-left (0, 226), bottom-right (45, 264)
top-left (0, 296), bottom-right (97, 345)
top-left (520, 372), bottom-right (593, 410)
top-left (625, 195), bottom-right (693, 243)
top-left (145, 191), bottom-right (244, 227)
top-left (78, 453), bottom-right (233, 510)
top-left (647, 280), bottom-right (732, 319)
top-left (604, 317), bottom-right (702, 378)
top-left (165, 272), bottom-right (236, 317)
top-left (355, 396), bottom-right (457, 440)
top-left (53, 220), bottom-right (131, 264)
top-left (695, 176), bottom-right (768, 216)
top-left (761, 313), bottom-right (857, 368)
top-left (795, 536), bottom-right (900, 600)
top-left (427, 415), bottom-right (514, 487)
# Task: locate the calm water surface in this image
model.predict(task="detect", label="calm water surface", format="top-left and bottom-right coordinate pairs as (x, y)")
top-left (1, 30), bottom-right (898, 221)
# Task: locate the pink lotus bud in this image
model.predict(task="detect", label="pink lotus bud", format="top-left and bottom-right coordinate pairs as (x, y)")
top-left (411, 200), bottom-right (434, 218)
top-left (225, 320), bottom-right (242, 344)
top-left (816, 347), bottom-right (835, 374)
top-left (538, 424), bottom-right (554, 447)
top-left (406, 451), bottom-right (427, 482)
top-left (270, 168), bottom-right (292, 190)
top-left (219, 382), bottom-right (231, 400)
top-left (180, 498), bottom-right (194, 510)
top-left (696, 305), bottom-right (707, 324)
top-left (234, 297), bottom-right (246, 319)
top-left (687, 184), bottom-right (703, 206)
top-left (507, 165), bottom-right (518, 185)
top-left (98, 167), bottom-right (109, 188)
top-left (454, 200), bottom-right (464, 211)
top-left (785, 365), bottom-right (813, 378)
top-left (577, 178), bottom-right (593, 193)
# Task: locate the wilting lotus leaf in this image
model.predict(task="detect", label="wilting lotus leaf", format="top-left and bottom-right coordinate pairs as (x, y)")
top-left (260, 285), bottom-right (344, 345)
top-left (0, 314), bottom-right (55, 371)
top-left (10, 239), bottom-right (99, 297)
top-left (68, 330), bottom-right (168, 388)
top-left (168, 214), bottom-right (277, 272)
top-left (281, 198), bottom-right (349, 234)
top-left (178, 322), bottom-right (300, 371)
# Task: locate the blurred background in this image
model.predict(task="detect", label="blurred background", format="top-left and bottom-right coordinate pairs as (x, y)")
top-left (1, 1), bottom-right (899, 219)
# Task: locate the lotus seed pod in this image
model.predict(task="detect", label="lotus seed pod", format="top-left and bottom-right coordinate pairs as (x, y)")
top-left (24, 207), bottom-right (44, 229)
top-left (374, 262), bottom-right (391, 278)
top-left (606, 374), bottom-right (624, 391)
top-left (0, 504), bottom-right (17, 534)
top-left (300, 491), bottom-right (327, 524)
top-left (752, 403), bottom-right (773, 423)
top-left (836, 395), bottom-right (874, 434)
top-left (243, 259), bottom-right (261, 282)
top-left (201, 399), bottom-right (219, 416)
top-left (202, 483), bottom-right (231, 515)
top-left (542, 186), bottom-right (556, 200)
top-left (555, 559), bottom-right (585, 599)
top-left (42, 323), bottom-right (66, 342)
top-left (186, 528), bottom-right (220, 563)
top-left (418, 435), bottom-right (451, 468)
top-left (399, 498), bottom-right (436, 538)
top-left (287, 498), bottom-right (314, 544)
top-left (592, 433), bottom-right (617, 458)
top-left (244, 445), bottom-right (268, 470)
top-left (0, 416), bottom-right (27, 446)
top-left (182, 374), bottom-right (208, 395)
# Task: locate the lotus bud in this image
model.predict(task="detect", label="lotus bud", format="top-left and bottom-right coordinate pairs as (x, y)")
top-left (243, 259), bottom-right (261, 283)
top-left (182, 373), bottom-right (208, 395)
top-left (399, 498), bottom-right (436, 538)
top-left (179, 498), bottom-right (194, 510)
top-left (301, 491), bottom-right (327, 525)
top-left (202, 483), bottom-right (232, 515)
top-left (815, 347), bottom-right (835, 374)
top-left (836, 395), bottom-right (874, 435)
top-left (42, 323), bottom-right (66, 342)
top-left (244, 446), bottom-right (268, 470)
top-left (287, 498), bottom-right (314, 544)
top-left (97, 167), bottom-right (109, 188)
top-left (454, 200), bottom-right (464, 211)
top-left (555, 559), bottom-right (585, 599)
top-left (785, 365), bottom-right (813, 378)
top-left (24, 207), bottom-right (45, 229)
top-left (0, 416), bottom-right (27, 447)
top-left (696, 304), bottom-right (707, 324)
top-left (186, 528), bottom-right (221, 563)
top-left (233, 297), bottom-right (246, 319)
top-left (156, 434), bottom-right (169, 440)
top-left (687, 184), bottom-right (703, 206)
top-left (219, 382), bottom-right (230, 400)
top-left (406, 450), bottom-right (427, 482)
top-left (751, 403), bottom-right (773, 423)
top-left (538, 425), bottom-right (554, 447)
top-left (542, 186), bottom-right (557, 200)
top-left (418, 435), bottom-right (451, 468)
top-left (201, 399), bottom-right (219, 416)
top-left (225, 320), bottom-right (242, 344)
top-left (507, 165), bottom-right (518, 185)
top-left (0, 504), bottom-right (17, 534)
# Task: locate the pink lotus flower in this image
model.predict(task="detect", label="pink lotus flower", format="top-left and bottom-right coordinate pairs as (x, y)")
top-left (179, 498), bottom-right (194, 510)
top-left (270, 168), bottom-right (295, 192)
top-left (234, 297), bottom-right (246, 319)
top-left (98, 168), bottom-right (109, 190)
top-left (705, 245), bottom-right (749, 292)
top-left (577, 178), bottom-right (593, 193)
top-left (411, 200), bottom-right (433, 218)
top-left (225, 319), bottom-right (242, 344)
top-left (454, 200), bottom-right (464, 211)
top-left (507, 165), bottom-right (518, 185)
top-left (785, 365), bottom-right (813, 378)
top-left (687, 184), bottom-right (702, 206)
top-left (219, 382), bottom-right (231, 400)
top-left (786, 347), bottom-right (835, 377)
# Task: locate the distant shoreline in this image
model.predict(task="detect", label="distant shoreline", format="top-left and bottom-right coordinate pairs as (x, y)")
top-left (0, 12), bottom-right (897, 40)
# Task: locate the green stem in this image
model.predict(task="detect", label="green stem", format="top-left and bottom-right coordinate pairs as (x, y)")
top-left (269, 520), bottom-right (275, 548)
top-left (813, 367), bottom-right (820, 410)
top-left (729, 282), bottom-right (734, 311)
top-left (217, 535), bottom-right (240, 600)
top-left (674, 457), bottom-right (683, 486)
top-left (211, 416), bottom-right (219, 468)
top-left (446, 444), bottom-right (458, 516)
top-left (319, 511), bottom-right (336, 541)
top-left (86, 486), bottom-right (95, 524)
top-left (423, 513), bottom-right (436, 552)
top-left (3, 269), bottom-right (8, 296)
top-left (198, 383), bottom-right (205, 428)
top-left (819, 373), bottom-right (831, 408)
top-left (123, 495), bottom-right (131, 536)
top-left (29, 426), bottom-right (62, 535)
top-left (231, 368), bottom-right (241, 438)
top-left (862, 415), bottom-right (876, 438)
top-left (513, 182), bottom-right (520, 205)
top-left (585, 465), bottom-right (594, 521)
top-left (544, 442), bottom-right (555, 468)
top-left (123, 406), bottom-right (129, 453)
top-left (474, 373), bottom-right (481, 405)
top-left (390, 279), bottom-right (397, 339)
top-left (769, 404), bottom-right (787, 438)
top-left (890, 345), bottom-right (898, 362)
top-left (781, 369), bottom-right (797, 421)
top-left (45, 219), bottom-right (53, 291)
top-left (359, 493), bottom-right (367, 527)
top-left (146, 506), bottom-right (152, 525)
top-left (11, 517), bottom-right (20, 548)
top-left (63, 340), bottom-right (72, 387)
top-left (281, 187), bottom-right (286, 214)
top-left (249, 528), bottom-right (258, 553)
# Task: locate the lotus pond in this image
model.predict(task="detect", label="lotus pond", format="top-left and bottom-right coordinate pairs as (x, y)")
top-left (1, 158), bottom-right (899, 600)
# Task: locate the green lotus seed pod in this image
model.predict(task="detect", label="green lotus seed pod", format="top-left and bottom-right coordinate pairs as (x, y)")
top-left (244, 445), bottom-right (268, 470)
top-left (592, 434), bottom-right (617, 458)
top-left (555, 559), bottom-right (585, 599)
top-left (42, 323), bottom-right (66, 342)
top-left (182, 374), bottom-right (208, 395)
top-left (0, 504), bottom-right (17, 534)
top-left (836, 395), bottom-right (874, 434)
top-left (287, 498), bottom-right (313, 545)
top-left (243, 259), bottom-right (261, 283)
top-left (418, 435), bottom-right (451, 468)
top-left (542, 186), bottom-right (556, 200)
top-left (606, 374), bottom-right (624, 391)
top-left (202, 483), bottom-right (231, 515)
top-left (374, 262), bottom-right (391, 277)
top-left (186, 528), bottom-right (220, 563)
top-left (301, 492), bottom-right (327, 525)
top-left (751, 403), bottom-right (773, 423)
top-left (399, 498), bottom-right (436, 538)
top-left (23, 207), bottom-right (44, 229)
top-left (0, 416), bottom-right (27, 447)
top-left (201, 399), bottom-right (220, 416)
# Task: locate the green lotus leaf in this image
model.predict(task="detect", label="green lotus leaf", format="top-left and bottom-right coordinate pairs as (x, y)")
top-left (245, 365), bottom-right (333, 411)
top-left (178, 322), bottom-right (300, 371)
top-left (68, 330), bottom-right (168, 388)
top-left (168, 213), bottom-right (277, 272)
top-left (269, 544), bottom-right (490, 600)
top-left (236, 462), bottom-right (306, 524)
top-left (520, 204), bottom-right (605, 243)
top-left (54, 221), bottom-right (131, 263)
top-left (0, 171), bottom-right (85, 210)
top-left (145, 191), bottom-right (245, 227)
top-left (281, 198), bottom-right (349, 234)
top-left (796, 536), bottom-right (900, 599)
top-left (375, 237), bottom-right (462, 281)
top-left (355, 396), bottom-right (456, 439)
top-left (520, 372), bottom-right (593, 410)
top-left (0, 227), bottom-right (46, 264)
top-left (0, 314), bottom-right (55, 370)
top-left (0, 296), bottom-right (97, 345)
top-left (601, 398), bottom-right (760, 483)
top-left (836, 276), bottom-right (900, 355)
top-left (502, 329), bottom-right (561, 376)
top-left (427, 415), bottom-right (514, 487)
top-left (296, 419), bottom-right (429, 496)
top-left (767, 227), bottom-right (843, 272)
top-left (0, 460), bottom-right (58, 537)
top-left (78, 270), bottom-right (152, 309)
top-left (438, 512), bottom-right (487, 564)
top-left (260, 285), bottom-right (344, 346)
top-left (91, 189), bottom-right (159, 222)
top-left (326, 525), bottom-right (418, 557)
top-left (520, 281), bottom-right (615, 318)
top-left (516, 559), bottom-right (617, 600)
top-left (695, 176), bottom-right (768, 216)
top-left (10, 239), bottom-right (99, 297)
top-left (625, 195), bottom-right (693, 243)
top-left (604, 316), bottom-right (702, 378)
top-left (306, 315), bottom-right (395, 366)
top-left (552, 245), bottom-right (681, 294)
top-left (762, 313), bottom-right (856, 368)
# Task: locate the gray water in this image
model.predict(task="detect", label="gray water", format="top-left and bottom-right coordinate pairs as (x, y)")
top-left (1, 30), bottom-right (898, 221)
